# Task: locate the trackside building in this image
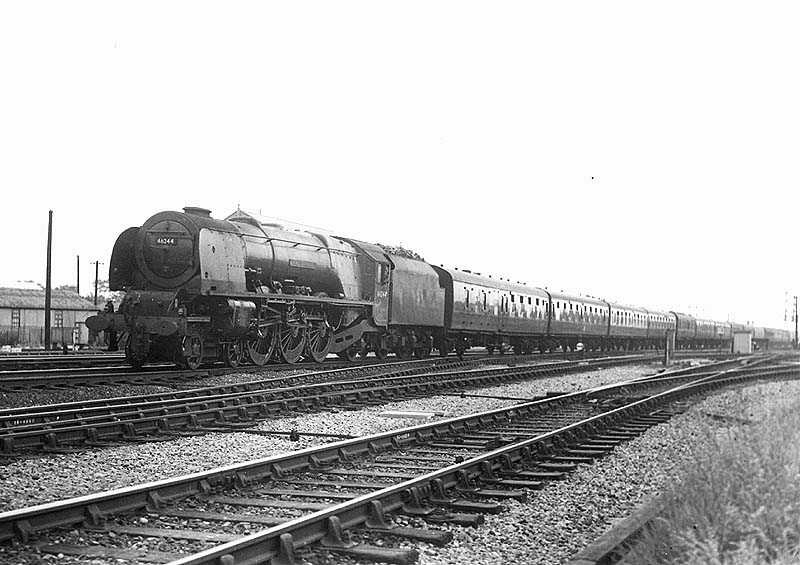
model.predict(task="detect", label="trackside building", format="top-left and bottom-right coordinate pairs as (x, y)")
top-left (0, 287), bottom-right (98, 348)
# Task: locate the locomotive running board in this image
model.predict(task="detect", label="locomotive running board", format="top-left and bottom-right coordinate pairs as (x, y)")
top-left (205, 291), bottom-right (373, 309)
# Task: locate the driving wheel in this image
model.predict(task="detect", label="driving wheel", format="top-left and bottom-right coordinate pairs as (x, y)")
top-left (306, 323), bottom-right (332, 363)
top-left (247, 326), bottom-right (278, 366)
top-left (278, 323), bottom-right (306, 364)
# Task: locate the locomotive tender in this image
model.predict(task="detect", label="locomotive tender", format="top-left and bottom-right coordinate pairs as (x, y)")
top-left (86, 207), bottom-right (778, 369)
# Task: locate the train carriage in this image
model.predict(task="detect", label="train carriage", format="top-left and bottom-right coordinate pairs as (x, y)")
top-left (763, 327), bottom-right (793, 349)
top-left (695, 318), bottom-right (718, 348)
top-left (608, 302), bottom-right (649, 348)
top-left (547, 291), bottom-right (609, 351)
top-left (645, 309), bottom-right (674, 346)
top-left (670, 312), bottom-right (697, 348)
top-left (497, 282), bottom-right (551, 353)
top-left (432, 267), bottom-right (550, 355)
top-left (714, 321), bottom-right (733, 343)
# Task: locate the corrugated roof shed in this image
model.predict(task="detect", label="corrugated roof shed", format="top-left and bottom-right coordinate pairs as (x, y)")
top-left (0, 288), bottom-right (99, 310)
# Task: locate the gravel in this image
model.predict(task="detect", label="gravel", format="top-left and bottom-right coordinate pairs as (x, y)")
top-left (1, 359), bottom-right (793, 564)
top-left (0, 355), bottom-right (645, 410)
top-left (415, 379), bottom-right (800, 565)
top-left (0, 363), bottom-right (656, 511)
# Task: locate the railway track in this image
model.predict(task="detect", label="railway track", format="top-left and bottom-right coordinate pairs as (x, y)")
top-left (0, 353), bottom-right (687, 455)
top-left (0, 358), bottom-right (795, 564)
top-left (0, 348), bottom-right (734, 391)
top-left (0, 352), bottom-right (125, 371)
top-left (0, 352), bottom-right (491, 392)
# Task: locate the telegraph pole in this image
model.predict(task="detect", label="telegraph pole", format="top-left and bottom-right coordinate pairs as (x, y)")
top-left (91, 261), bottom-right (103, 306)
top-left (76, 255), bottom-right (80, 295)
top-left (44, 211), bottom-right (53, 350)
top-left (794, 295), bottom-right (798, 350)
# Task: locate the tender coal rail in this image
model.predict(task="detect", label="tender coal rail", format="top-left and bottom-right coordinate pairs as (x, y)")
top-left (0, 354), bottom-right (661, 455)
top-left (0, 360), bottom-right (795, 564)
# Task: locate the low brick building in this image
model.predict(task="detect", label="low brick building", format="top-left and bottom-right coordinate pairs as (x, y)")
top-left (0, 287), bottom-right (99, 348)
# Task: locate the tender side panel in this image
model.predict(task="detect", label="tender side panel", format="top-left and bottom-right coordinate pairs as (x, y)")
top-left (387, 256), bottom-right (445, 327)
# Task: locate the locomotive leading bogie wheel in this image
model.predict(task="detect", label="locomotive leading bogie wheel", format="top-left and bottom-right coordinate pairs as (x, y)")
top-left (247, 327), bottom-right (277, 366)
top-left (279, 324), bottom-right (306, 364)
top-left (125, 334), bottom-right (146, 370)
top-left (181, 334), bottom-right (204, 370)
top-left (306, 323), bottom-right (332, 363)
top-left (223, 340), bottom-right (245, 368)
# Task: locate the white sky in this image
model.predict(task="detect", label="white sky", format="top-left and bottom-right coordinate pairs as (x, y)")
top-left (1, 1), bottom-right (797, 329)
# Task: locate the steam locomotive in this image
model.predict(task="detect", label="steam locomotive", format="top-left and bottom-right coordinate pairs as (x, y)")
top-left (86, 207), bottom-right (792, 369)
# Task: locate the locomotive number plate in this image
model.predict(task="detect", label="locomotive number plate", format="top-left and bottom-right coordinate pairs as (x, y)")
top-left (155, 237), bottom-right (177, 246)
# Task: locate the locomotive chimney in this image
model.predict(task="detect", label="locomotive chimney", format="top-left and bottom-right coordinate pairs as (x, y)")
top-left (183, 206), bottom-right (212, 218)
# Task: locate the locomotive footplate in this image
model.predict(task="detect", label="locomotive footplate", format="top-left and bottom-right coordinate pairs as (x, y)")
top-left (205, 291), bottom-right (373, 309)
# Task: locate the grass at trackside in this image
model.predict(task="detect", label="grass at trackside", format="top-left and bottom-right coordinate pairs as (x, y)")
top-left (621, 390), bottom-right (800, 565)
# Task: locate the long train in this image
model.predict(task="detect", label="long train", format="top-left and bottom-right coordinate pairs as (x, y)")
top-left (86, 207), bottom-right (794, 369)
